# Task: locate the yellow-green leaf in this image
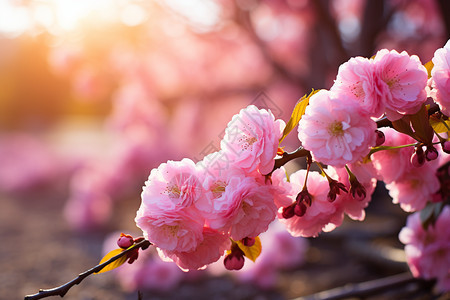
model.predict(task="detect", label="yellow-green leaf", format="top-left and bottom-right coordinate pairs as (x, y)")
top-left (279, 89), bottom-right (319, 143)
top-left (424, 60), bottom-right (434, 79)
top-left (95, 248), bottom-right (127, 274)
top-left (236, 236), bottom-right (262, 263)
top-left (430, 114), bottom-right (450, 134)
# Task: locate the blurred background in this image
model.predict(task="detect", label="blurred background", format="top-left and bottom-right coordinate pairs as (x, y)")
top-left (0, 0), bottom-right (448, 299)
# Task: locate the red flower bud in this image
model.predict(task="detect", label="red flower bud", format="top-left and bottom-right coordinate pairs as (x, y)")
top-left (411, 146), bottom-right (425, 167)
top-left (375, 130), bottom-right (385, 146)
top-left (294, 202), bottom-right (307, 217)
top-left (441, 141), bottom-right (450, 154)
top-left (425, 146), bottom-right (438, 161)
top-left (224, 244), bottom-right (245, 271)
top-left (282, 203), bottom-right (296, 219)
top-left (117, 233), bottom-right (134, 249)
top-left (241, 237), bottom-right (255, 247)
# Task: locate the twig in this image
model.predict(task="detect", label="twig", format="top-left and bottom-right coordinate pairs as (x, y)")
top-left (24, 239), bottom-right (151, 300)
top-left (268, 147), bottom-right (310, 175)
top-left (292, 272), bottom-right (423, 300)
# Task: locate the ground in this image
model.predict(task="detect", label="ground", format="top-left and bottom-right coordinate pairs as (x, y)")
top-left (1, 182), bottom-right (447, 300)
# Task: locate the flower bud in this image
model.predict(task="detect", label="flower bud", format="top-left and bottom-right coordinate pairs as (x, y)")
top-left (425, 146), bottom-right (438, 161)
top-left (350, 183), bottom-right (366, 201)
top-left (441, 140), bottom-right (450, 154)
top-left (411, 146), bottom-right (425, 167)
top-left (327, 179), bottom-right (347, 202)
top-left (294, 202), bottom-right (307, 217)
top-left (282, 203), bottom-right (296, 219)
top-left (375, 130), bottom-right (385, 146)
top-left (296, 189), bottom-right (312, 206)
top-left (241, 237), bottom-right (255, 247)
top-left (224, 244), bottom-right (245, 271)
top-left (117, 233), bottom-right (134, 249)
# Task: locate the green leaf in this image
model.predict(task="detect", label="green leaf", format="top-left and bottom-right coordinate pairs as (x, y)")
top-left (424, 60), bottom-right (434, 79)
top-left (430, 114), bottom-right (450, 134)
top-left (409, 104), bottom-right (434, 144)
top-left (420, 201), bottom-right (445, 230)
top-left (95, 248), bottom-right (127, 274)
top-left (236, 237), bottom-right (262, 263)
top-left (279, 89), bottom-right (319, 143)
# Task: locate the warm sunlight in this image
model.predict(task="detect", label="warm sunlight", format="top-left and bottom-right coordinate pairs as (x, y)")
top-left (0, 0), bottom-right (221, 37)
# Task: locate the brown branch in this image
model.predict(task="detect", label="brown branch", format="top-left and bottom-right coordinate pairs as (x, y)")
top-left (268, 147), bottom-right (310, 175)
top-left (24, 239), bottom-right (151, 300)
top-left (293, 272), bottom-right (430, 300)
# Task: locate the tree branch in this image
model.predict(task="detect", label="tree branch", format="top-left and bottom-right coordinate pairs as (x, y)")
top-left (268, 147), bottom-right (310, 175)
top-left (293, 272), bottom-right (430, 300)
top-left (24, 239), bottom-right (151, 300)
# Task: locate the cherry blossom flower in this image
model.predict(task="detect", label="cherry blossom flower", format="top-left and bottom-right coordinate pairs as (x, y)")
top-left (199, 168), bottom-right (277, 241)
top-left (278, 170), bottom-right (345, 237)
top-left (374, 49), bottom-right (428, 121)
top-left (135, 158), bottom-right (206, 252)
top-left (430, 39), bottom-right (450, 117)
top-left (160, 227), bottom-right (231, 271)
top-left (220, 105), bottom-right (285, 175)
top-left (331, 56), bottom-right (384, 117)
top-left (385, 163), bottom-right (440, 212)
top-left (298, 90), bottom-right (376, 167)
top-left (371, 127), bottom-right (416, 183)
top-left (399, 206), bottom-right (450, 292)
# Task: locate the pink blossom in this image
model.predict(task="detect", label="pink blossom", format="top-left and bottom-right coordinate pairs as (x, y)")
top-left (298, 90), bottom-right (376, 167)
top-left (399, 206), bottom-right (450, 292)
top-left (135, 159), bottom-right (206, 252)
top-left (139, 158), bottom-right (204, 214)
top-left (220, 105), bottom-right (285, 175)
top-left (135, 209), bottom-right (204, 253)
top-left (385, 163), bottom-right (440, 212)
top-left (430, 39), bottom-right (450, 117)
top-left (374, 49), bottom-right (428, 121)
top-left (269, 167), bottom-right (295, 208)
top-left (371, 127), bottom-right (416, 183)
top-left (199, 167), bottom-right (277, 240)
top-left (278, 170), bottom-right (345, 237)
top-left (160, 227), bottom-right (231, 271)
top-left (331, 56), bottom-right (384, 117)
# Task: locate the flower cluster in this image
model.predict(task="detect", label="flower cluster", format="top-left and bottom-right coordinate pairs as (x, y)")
top-left (399, 206), bottom-right (450, 292)
top-left (134, 40), bottom-right (450, 292)
top-left (136, 105), bottom-right (284, 271)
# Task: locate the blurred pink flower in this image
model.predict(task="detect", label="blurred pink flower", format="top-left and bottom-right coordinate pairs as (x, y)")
top-left (0, 134), bottom-right (64, 194)
top-left (371, 127), bottom-right (416, 183)
top-left (399, 206), bottom-right (450, 292)
top-left (63, 168), bottom-right (112, 231)
top-left (220, 105), bottom-right (285, 175)
top-left (430, 39), bottom-right (450, 117)
top-left (298, 90), bottom-right (376, 167)
top-left (331, 57), bottom-right (384, 117)
top-left (160, 227), bottom-right (230, 271)
top-left (374, 49), bottom-right (428, 121)
top-left (279, 170), bottom-right (344, 237)
top-left (386, 163), bottom-right (440, 212)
